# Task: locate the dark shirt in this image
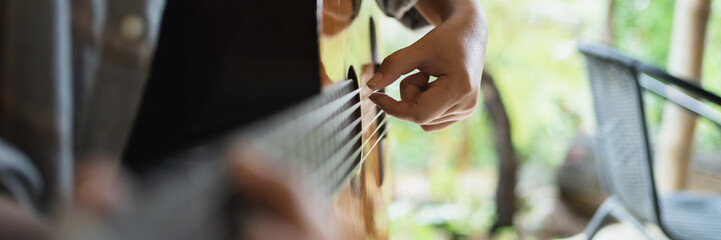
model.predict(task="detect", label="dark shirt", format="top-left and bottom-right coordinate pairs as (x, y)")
top-left (376, 0), bottom-right (430, 29)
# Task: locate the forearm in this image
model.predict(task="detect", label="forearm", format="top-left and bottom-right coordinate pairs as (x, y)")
top-left (414, 0), bottom-right (485, 26)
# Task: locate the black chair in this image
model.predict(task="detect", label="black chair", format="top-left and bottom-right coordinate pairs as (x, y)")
top-left (580, 43), bottom-right (721, 240)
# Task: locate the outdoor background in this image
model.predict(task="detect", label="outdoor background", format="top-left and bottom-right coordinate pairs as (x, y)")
top-left (380, 0), bottom-right (721, 239)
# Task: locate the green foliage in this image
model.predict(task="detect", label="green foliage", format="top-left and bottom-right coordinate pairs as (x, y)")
top-left (384, 0), bottom-right (721, 238)
top-left (494, 227), bottom-right (520, 240)
top-left (613, 0), bottom-right (721, 151)
top-left (612, 0), bottom-right (674, 67)
top-left (384, 0), bottom-right (607, 238)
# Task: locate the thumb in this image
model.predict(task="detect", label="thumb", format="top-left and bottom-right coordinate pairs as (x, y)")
top-left (367, 44), bottom-right (426, 90)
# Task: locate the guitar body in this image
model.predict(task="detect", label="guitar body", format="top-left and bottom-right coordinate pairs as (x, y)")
top-left (320, 1), bottom-right (390, 239)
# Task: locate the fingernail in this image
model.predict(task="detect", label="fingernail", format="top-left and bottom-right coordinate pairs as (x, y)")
top-left (367, 72), bottom-right (383, 89)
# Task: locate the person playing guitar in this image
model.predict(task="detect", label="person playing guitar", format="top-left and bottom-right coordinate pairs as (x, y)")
top-left (0, 0), bottom-right (487, 239)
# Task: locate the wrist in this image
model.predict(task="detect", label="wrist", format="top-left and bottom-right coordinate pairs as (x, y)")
top-left (450, 0), bottom-right (486, 27)
top-left (448, 0), bottom-right (483, 21)
top-left (416, 0), bottom-right (485, 27)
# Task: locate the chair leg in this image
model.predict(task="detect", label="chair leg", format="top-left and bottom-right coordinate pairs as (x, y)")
top-left (584, 197), bottom-right (615, 240)
top-left (584, 196), bottom-right (656, 240)
top-left (609, 204), bottom-right (655, 240)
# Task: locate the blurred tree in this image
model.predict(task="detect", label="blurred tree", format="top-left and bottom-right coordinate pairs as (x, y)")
top-left (602, 0), bottom-right (615, 44)
top-left (481, 71), bottom-right (519, 233)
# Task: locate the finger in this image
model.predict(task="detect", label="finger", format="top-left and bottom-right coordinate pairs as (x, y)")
top-left (441, 97), bottom-right (478, 116)
top-left (75, 158), bottom-right (128, 217)
top-left (426, 110), bottom-right (474, 125)
top-left (373, 80), bottom-right (457, 124)
top-left (228, 152), bottom-right (307, 228)
top-left (367, 44), bottom-right (427, 90)
top-left (368, 92), bottom-right (417, 122)
top-left (0, 196), bottom-right (51, 240)
top-left (420, 121), bottom-right (457, 132)
top-left (410, 79), bottom-right (460, 124)
top-left (434, 104), bottom-right (477, 123)
top-left (244, 214), bottom-right (315, 240)
top-left (400, 72), bottom-right (430, 101)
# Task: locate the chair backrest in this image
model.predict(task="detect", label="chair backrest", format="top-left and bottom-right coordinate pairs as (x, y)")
top-left (580, 44), bottom-right (660, 224)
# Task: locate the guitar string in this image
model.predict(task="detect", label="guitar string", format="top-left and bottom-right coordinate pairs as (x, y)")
top-left (322, 123), bottom-right (388, 189)
top-left (280, 82), bottom-right (391, 176)
top-left (301, 106), bottom-right (384, 160)
top-left (263, 86), bottom-right (362, 142)
top-left (308, 105), bottom-right (385, 157)
top-left (267, 105), bottom-right (385, 183)
top-left (325, 125), bottom-right (388, 191)
top-left (301, 108), bottom-right (382, 170)
top-left (340, 110), bottom-right (387, 163)
top-left (273, 99), bottom-right (380, 162)
top-left (321, 117), bottom-right (388, 182)
top-left (272, 72), bottom-right (397, 139)
top-left (360, 129), bottom-right (387, 164)
top-left (307, 111), bottom-right (386, 178)
top-left (322, 80), bottom-right (392, 173)
top-left (269, 76), bottom-right (391, 139)
top-left (272, 84), bottom-right (384, 163)
top-left (284, 100), bottom-right (363, 156)
top-left (261, 80), bottom-right (369, 149)
top-left (258, 79), bottom-right (393, 190)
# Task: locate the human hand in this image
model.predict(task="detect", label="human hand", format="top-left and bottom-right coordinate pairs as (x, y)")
top-left (0, 195), bottom-right (50, 240)
top-left (228, 147), bottom-right (348, 240)
top-left (367, 0), bottom-right (488, 132)
top-left (74, 156), bottom-right (129, 217)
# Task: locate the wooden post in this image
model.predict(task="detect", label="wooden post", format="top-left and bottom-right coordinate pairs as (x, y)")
top-left (601, 0), bottom-right (615, 45)
top-left (655, 0), bottom-right (710, 192)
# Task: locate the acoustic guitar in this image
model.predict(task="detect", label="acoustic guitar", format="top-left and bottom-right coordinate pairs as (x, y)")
top-left (58, 0), bottom-right (392, 239)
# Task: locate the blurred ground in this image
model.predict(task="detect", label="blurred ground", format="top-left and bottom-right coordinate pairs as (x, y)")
top-left (390, 163), bottom-right (575, 239)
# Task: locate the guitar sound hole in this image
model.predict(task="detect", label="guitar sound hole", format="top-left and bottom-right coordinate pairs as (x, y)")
top-left (370, 17), bottom-right (386, 187)
top-left (370, 17), bottom-right (380, 69)
top-left (347, 66), bottom-right (364, 199)
top-left (347, 66), bottom-right (362, 167)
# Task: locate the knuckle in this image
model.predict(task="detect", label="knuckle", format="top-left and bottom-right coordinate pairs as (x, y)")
top-left (466, 96), bottom-right (479, 109)
top-left (458, 80), bottom-right (475, 96)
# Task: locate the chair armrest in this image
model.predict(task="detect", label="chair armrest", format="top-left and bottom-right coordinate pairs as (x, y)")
top-left (639, 74), bottom-right (721, 127)
top-left (579, 42), bottom-right (721, 108)
top-left (637, 63), bottom-right (721, 106)
top-left (579, 42), bottom-right (721, 126)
